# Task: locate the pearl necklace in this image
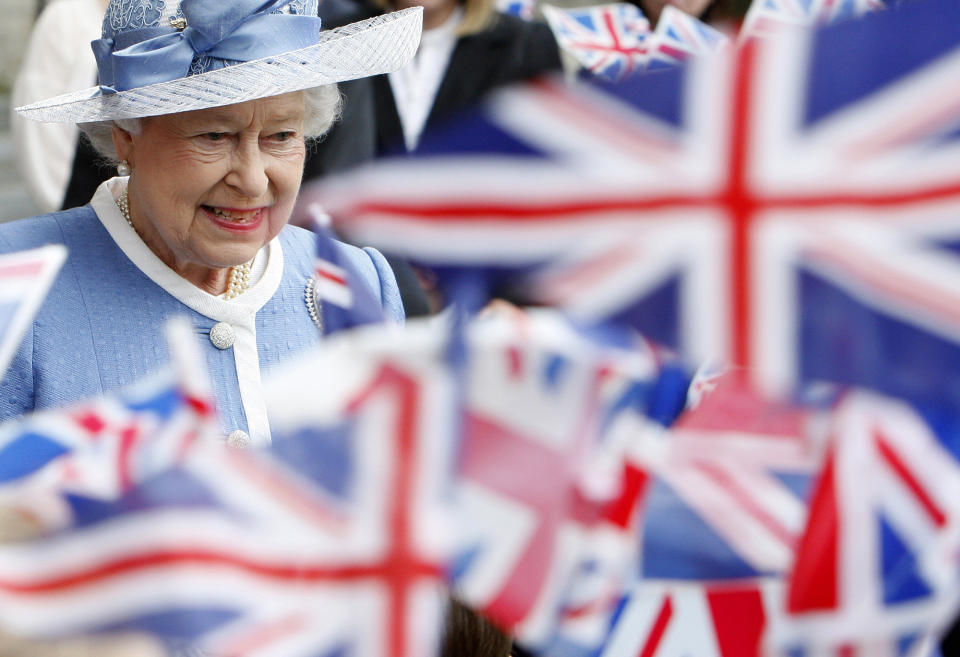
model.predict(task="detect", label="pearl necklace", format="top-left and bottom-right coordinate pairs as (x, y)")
top-left (117, 189), bottom-right (253, 300)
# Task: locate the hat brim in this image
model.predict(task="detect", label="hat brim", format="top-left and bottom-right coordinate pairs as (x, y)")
top-left (15, 7), bottom-right (423, 123)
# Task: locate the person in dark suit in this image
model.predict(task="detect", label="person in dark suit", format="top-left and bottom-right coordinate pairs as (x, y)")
top-left (321, 0), bottom-right (562, 156)
top-left (303, 0), bottom-right (381, 177)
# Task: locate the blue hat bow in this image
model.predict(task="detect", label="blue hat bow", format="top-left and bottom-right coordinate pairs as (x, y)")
top-left (92, 0), bottom-right (322, 94)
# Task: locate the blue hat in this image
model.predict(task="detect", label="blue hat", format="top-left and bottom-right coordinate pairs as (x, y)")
top-left (16, 0), bottom-right (422, 123)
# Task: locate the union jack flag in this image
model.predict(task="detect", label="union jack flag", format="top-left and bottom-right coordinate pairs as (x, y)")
top-left (646, 5), bottom-right (730, 70)
top-left (0, 323), bottom-right (454, 657)
top-left (599, 580), bottom-right (772, 657)
top-left (557, 380), bottom-right (957, 657)
top-left (0, 456), bottom-right (415, 655)
top-left (768, 391), bottom-right (960, 655)
top-left (529, 373), bottom-right (789, 656)
top-left (636, 374), bottom-right (821, 581)
top-left (543, 374), bottom-right (807, 657)
top-left (449, 309), bottom-right (690, 655)
top-left (306, 207), bottom-right (387, 335)
top-left (542, 3), bottom-right (651, 81)
top-left (0, 244), bottom-right (66, 380)
top-left (309, 0), bottom-right (960, 410)
top-left (259, 325), bottom-right (456, 657)
top-left (740, 0), bottom-right (886, 41)
top-left (0, 320), bottom-right (218, 528)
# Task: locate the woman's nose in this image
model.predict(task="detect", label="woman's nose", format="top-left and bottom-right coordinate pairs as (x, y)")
top-left (224, 140), bottom-right (269, 198)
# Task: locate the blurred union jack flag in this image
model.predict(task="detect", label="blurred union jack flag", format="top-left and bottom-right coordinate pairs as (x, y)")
top-left (769, 392), bottom-right (960, 656)
top-left (449, 309), bottom-right (690, 656)
top-left (0, 245), bottom-right (65, 380)
top-left (636, 375), bottom-right (821, 582)
top-left (583, 376), bottom-right (821, 657)
top-left (564, 379), bottom-right (958, 657)
top-left (261, 327), bottom-right (456, 657)
top-left (0, 323), bottom-right (453, 657)
top-left (646, 5), bottom-right (730, 70)
top-left (599, 580), bottom-right (771, 657)
top-left (310, 0), bottom-right (960, 409)
top-left (306, 209), bottom-right (389, 335)
top-left (0, 320), bottom-right (218, 528)
top-left (0, 449), bottom-right (421, 657)
top-left (542, 3), bottom-right (651, 81)
top-left (740, 0), bottom-right (886, 41)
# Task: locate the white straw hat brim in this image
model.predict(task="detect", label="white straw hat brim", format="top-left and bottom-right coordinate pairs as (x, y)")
top-left (15, 7), bottom-right (423, 123)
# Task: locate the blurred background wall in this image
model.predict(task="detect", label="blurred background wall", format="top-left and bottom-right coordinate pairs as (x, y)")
top-left (0, 0), bottom-right (45, 222)
top-left (1, 0), bottom-right (39, 90)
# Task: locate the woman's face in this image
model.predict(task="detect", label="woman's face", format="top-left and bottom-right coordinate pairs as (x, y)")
top-left (116, 92), bottom-right (306, 289)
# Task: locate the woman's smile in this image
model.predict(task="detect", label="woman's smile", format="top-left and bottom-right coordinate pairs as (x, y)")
top-left (202, 205), bottom-right (268, 232)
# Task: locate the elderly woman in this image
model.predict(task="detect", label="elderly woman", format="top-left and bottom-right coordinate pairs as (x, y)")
top-left (0, 0), bottom-right (423, 445)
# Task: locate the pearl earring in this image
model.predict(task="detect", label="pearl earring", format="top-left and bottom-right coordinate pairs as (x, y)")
top-left (117, 160), bottom-right (131, 176)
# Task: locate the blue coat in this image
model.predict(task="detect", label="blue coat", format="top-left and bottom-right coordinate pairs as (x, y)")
top-left (0, 203), bottom-right (403, 441)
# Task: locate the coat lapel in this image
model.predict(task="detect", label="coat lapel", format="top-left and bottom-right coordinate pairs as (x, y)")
top-left (372, 73), bottom-right (406, 154)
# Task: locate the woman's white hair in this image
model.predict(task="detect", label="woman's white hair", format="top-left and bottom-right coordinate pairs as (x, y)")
top-left (79, 85), bottom-right (341, 162)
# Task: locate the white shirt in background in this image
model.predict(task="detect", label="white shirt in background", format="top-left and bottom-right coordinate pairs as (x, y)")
top-left (11, 0), bottom-right (104, 213)
top-left (388, 6), bottom-right (463, 151)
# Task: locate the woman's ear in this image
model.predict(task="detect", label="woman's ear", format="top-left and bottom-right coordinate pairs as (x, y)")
top-left (111, 123), bottom-right (135, 166)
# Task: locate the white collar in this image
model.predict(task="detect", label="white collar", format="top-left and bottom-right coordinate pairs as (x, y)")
top-left (91, 177), bottom-right (284, 324)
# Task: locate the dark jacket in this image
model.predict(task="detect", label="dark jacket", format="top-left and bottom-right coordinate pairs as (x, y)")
top-left (305, 9), bottom-right (561, 170)
top-left (374, 12), bottom-right (562, 156)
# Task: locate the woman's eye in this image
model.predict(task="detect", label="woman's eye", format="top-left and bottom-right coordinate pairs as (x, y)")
top-left (270, 131), bottom-right (295, 142)
top-left (203, 132), bottom-right (227, 142)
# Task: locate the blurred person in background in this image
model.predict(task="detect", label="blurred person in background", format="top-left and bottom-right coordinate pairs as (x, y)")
top-left (11, 0), bottom-right (108, 214)
top-left (340, 0), bottom-right (563, 155)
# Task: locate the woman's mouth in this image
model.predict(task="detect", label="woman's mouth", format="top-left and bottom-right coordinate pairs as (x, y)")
top-left (202, 205), bottom-right (265, 232)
